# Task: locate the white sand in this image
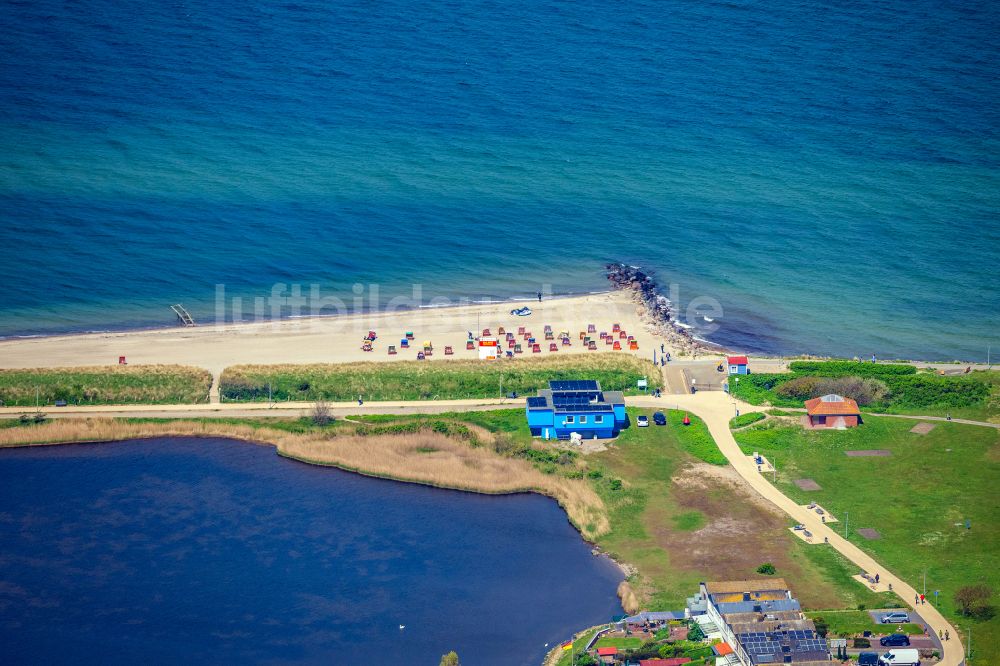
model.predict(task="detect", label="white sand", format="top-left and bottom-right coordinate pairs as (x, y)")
top-left (0, 292), bottom-right (683, 374)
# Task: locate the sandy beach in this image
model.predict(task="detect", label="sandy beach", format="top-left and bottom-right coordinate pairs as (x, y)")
top-left (0, 292), bottom-right (688, 375)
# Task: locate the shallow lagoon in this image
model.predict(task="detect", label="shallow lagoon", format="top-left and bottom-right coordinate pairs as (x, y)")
top-left (0, 437), bottom-right (623, 664)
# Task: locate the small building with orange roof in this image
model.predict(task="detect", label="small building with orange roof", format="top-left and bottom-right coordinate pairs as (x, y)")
top-left (804, 394), bottom-right (862, 429)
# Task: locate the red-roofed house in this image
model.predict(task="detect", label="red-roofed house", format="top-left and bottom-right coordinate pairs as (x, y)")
top-left (804, 394), bottom-right (862, 429)
top-left (639, 658), bottom-right (692, 666)
top-left (595, 646), bottom-right (618, 664)
top-left (726, 355), bottom-right (749, 375)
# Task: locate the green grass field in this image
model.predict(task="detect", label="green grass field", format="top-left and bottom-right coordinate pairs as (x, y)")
top-left (734, 415), bottom-right (1000, 659)
top-left (0, 365), bottom-right (213, 405)
top-left (587, 409), bottom-right (899, 614)
top-left (219, 354), bottom-right (662, 402)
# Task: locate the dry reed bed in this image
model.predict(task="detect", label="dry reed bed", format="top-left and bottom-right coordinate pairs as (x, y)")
top-left (0, 419), bottom-right (609, 540)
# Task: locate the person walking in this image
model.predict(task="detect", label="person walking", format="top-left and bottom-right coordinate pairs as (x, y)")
top-left (945, 629), bottom-right (949, 641)
top-left (358, 395), bottom-right (363, 406)
top-left (915, 593), bottom-right (919, 605)
top-left (537, 291), bottom-right (542, 303)
top-left (875, 573), bottom-right (879, 584)
top-left (920, 593), bottom-right (925, 605)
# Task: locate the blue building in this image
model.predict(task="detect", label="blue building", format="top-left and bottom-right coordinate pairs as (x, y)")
top-left (727, 355), bottom-right (749, 375)
top-left (525, 380), bottom-right (627, 440)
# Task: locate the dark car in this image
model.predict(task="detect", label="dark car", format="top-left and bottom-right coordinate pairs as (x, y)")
top-left (857, 653), bottom-right (879, 666)
top-left (653, 412), bottom-right (667, 426)
top-left (880, 633), bottom-right (910, 647)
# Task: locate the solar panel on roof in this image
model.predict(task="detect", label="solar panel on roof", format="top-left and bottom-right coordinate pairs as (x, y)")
top-left (549, 380), bottom-right (599, 391)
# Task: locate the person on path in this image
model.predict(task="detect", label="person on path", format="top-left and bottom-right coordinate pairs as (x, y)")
top-left (920, 593), bottom-right (925, 605)
top-left (358, 395), bottom-right (363, 406)
top-left (915, 593), bottom-right (919, 605)
top-left (945, 629), bottom-right (949, 641)
top-left (660, 343), bottom-right (665, 354)
top-left (875, 573), bottom-right (879, 584)
top-left (537, 292), bottom-right (542, 302)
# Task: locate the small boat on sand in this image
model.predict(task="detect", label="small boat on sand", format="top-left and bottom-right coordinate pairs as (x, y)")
top-left (510, 306), bottom-right (532, 316)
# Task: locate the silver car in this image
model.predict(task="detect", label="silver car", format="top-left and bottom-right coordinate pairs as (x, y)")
top-left (881, 612), bottom-right (910, 624)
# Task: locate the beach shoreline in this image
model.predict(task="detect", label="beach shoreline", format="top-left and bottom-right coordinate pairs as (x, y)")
top-left (0, 291), bottom-right (698, 373)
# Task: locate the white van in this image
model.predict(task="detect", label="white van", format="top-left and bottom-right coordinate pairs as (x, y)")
top-left (878, 648), bottom-right (920, 666)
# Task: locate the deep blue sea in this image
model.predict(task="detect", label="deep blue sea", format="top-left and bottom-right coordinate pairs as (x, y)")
top-left (0, 438), bottom-right (624, 665)
top-left (1, 0), bottom-right (998, 359)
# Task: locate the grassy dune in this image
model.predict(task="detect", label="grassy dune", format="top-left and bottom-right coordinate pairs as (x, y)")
top-left (0, 417), bottom-right (609, 540)
top-left (220, 353), bottom-right (662, 402)
top-left (0, 365), bottom-right (213, 406)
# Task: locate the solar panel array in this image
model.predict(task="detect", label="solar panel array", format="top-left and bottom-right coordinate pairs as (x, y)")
top-left (551, 393), bottom-right (613, 412)
top-left (738, 630), bottom-right (827, 664)
top-left (526, 396), bottom-right (548, 408)
top-left (549, 380), bottom-right (600, 391)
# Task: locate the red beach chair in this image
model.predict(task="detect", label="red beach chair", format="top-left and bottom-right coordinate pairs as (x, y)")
top-left (613, 341), bottom-right (621, 350)
top-left (629, 340), bottom-right (639, 350)
top-left (605, 336), bottom-right (614, 345)
top-left (619, 331), bottom-right (627, 339)
top-left (466, 340), bottom-right (475, 350)
top-left (444, 346), bottom-right (453, 355)
top-left (549, 343), bottom-right (558, 352)
top-left (508, 339), bottom-right (515, 348)
top-left (518, 326), bottom-right (526, 335)
top-left (532, 344), bottom-right (541, 353)
top-left (587, 324), bottom-right (596, 333)
top-left (482, 328), bottom-right (490, 336)
top-left (612, 323), bottom-right (621, 332)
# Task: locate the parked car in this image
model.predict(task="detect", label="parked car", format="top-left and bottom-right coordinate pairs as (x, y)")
top-left (857, 653), bottom-right (879, 666)
top-left (653, 412), bottom-right (666, 425)
top-left (879, 633), bottom-right (910, 647)
top-left (877, 648), bottom-right (920, 666)
top-left (637, 415), bottom-right (649, 427)
top-left (880, 612), bottom-right (910, 624)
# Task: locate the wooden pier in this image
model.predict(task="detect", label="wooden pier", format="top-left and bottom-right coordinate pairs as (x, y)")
top-left (170, 304), bottom-right (195, 327)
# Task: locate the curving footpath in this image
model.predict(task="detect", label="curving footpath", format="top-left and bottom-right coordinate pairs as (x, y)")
top-left (631, 392), bottom-right (966, 666)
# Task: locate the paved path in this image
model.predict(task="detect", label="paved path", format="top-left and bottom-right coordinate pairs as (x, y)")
top-left (0, 392), bottom-right (968, 664)
top-left (629, 392), bottom-right (966, 666)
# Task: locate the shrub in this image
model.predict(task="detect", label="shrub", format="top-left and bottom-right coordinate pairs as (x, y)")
top-left (756, 562), bottom-right (776, 575)
top-left (955, 584), bottom-right (992, 617)
top-left (310, 400), bottom-right (333, 426)
top-left (853, 637), bottom-right (871, 648)
top-left (788, 361), bottom-right (916, 377)
top-left (775, 375), bottom-right (889, 406)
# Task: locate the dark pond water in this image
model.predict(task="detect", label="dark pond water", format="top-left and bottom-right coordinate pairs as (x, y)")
top-left (0, 437), bottom-right (623, 665)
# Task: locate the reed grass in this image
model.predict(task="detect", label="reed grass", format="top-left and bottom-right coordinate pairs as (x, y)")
top-left (0, 418), bottom-right (609, 540)
top-left (0, 365), bottom-right (212, 406)
top-left (220, 354), bottom-right (661, 402)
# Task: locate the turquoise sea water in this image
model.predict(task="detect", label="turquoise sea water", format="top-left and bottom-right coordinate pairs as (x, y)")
top-left (1, 0), bottom-right (998, 359)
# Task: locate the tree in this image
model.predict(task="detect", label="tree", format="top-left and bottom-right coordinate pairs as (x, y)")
top-left (310, 400), bottom-right (333, 426)
top-left (439, 651), bottom-right (460, 666)
top-left (954, 584), bottom-right (991, 617)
